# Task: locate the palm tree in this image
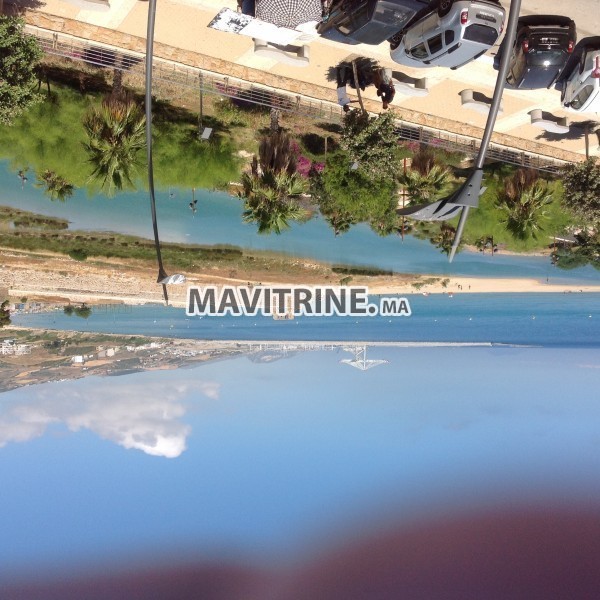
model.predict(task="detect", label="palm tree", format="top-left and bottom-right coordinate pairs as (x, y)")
top-left (501, 168), bottom-right (539, 202)
top-left (497, 181), bottom-right (553, 240)
top-left (370, 209), bottom-right (401, 237)
top-left (324, 209), bottom-right (358, 236)
top-left (82, 95), bottom-right (146, 196)
top-left (398, 165), bottom-right (452, 205)
top-left (239, 131), bottom-right (307, 234)
top-left (431, 223), bottom-right (458, 255)
top-left (241, 167), bottom-right (307, 235)
top-left (257, 130), bottom-right (297, 175)
top-left (36, 169), bottom-right (74, 201)
top-left (410, 147), bottom-right (437, 176)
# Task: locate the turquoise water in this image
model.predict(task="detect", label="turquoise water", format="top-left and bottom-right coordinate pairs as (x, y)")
top-left (13, 293), bottom-right (600, 346)
top-left (2, 160), bottom-right (598, 282)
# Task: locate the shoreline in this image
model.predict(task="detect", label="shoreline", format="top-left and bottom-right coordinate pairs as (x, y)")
top-left (2, 248), bottom-right (599, 310)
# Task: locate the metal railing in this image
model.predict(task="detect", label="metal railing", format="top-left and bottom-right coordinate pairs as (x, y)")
top-left (395, 124), bottom-right (567, 174)
top-left (28, 27), bottom-right (344, 122)
top-left (27, 26), bottom-right (570, 174)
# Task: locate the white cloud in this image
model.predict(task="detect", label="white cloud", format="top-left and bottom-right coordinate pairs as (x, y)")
top-left (0, 379), bottom-right (220, 458)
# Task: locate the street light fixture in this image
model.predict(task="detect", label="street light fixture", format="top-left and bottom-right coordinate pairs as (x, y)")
top-left (145, 0), bottom-right (186, 304)
top-left (397, 0), bottom-right (523, 263)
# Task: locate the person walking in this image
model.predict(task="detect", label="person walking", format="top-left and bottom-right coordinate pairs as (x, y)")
top-left (336, 65), bottom-right (353, 112)
top-left (372, 68), bottom-right (396, 109)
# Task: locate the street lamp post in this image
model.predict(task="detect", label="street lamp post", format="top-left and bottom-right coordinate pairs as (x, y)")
top-left (397, 0), bottom-right (523, 263)
top-left (145, 0), bottom-right (185, 303)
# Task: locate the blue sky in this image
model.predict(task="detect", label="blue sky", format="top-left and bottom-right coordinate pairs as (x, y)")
top-left (1, 346), bottom-right (599, 579)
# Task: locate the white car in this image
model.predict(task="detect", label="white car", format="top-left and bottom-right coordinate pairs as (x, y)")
top-left (561, 45), bottom-right (600, 113)
top-left (390, 0), bottom-right (505, 70)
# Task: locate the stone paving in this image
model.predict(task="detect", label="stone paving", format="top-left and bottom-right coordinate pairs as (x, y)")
top-left (13, 0), bottom-right (600, 161)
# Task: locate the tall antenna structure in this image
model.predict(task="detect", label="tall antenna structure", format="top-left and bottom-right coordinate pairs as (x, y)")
top-left (340, 346), bottom-right (388, 371)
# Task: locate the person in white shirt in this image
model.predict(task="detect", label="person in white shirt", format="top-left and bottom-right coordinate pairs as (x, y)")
top-left (336, 65), bottom-right (353, 112)
top-left (337, 86), bottom-right (352, 112)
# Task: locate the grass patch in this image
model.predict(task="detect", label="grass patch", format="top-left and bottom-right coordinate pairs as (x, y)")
top-left (0, 206), bottom-right (69, 230)
top-left (458, 172), bottom-right (570, 252)
top-left (0, 82), bottom-right (241, 193)
top-left (332, 266), bottom-right (394, 276)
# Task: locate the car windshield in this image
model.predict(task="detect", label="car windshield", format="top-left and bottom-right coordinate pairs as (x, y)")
top-left (528, 49), bottom-right (566, 66)
top-left (463, 24), bottom-right (497, 45)
top-left (521, 66), bottom-right (560, 88)
top-left (337, 4), bottom-right (371, 35)
top-left (337, 0), bottom-right (418, 42)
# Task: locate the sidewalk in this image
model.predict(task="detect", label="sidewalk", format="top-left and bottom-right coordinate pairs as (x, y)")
top-left (18, 0), bottom-right (598, 161)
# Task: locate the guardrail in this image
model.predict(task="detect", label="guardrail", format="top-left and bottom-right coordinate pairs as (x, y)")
top-left (27, 26), bottom-right (568, 175)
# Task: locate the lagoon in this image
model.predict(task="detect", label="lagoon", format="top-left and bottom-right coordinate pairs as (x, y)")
top-left (2, 160), bottom-right (599, 282)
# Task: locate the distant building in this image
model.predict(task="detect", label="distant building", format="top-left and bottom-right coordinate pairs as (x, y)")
top-left (0, 340), bottom-right (31, 356)
top-left (71, 355), bottom-right (84, 364)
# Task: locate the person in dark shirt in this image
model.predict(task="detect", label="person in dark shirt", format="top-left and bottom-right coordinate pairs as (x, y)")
top-left (373, 67), bottom-right (396, 109)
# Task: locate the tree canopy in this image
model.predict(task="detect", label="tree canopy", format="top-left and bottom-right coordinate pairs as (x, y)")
top-left (310, 152), bottom-right (398, 235)
top-left (36, 170), bottom-right (75, 202)
top-left (0, 16), bottom-right (43, 126)
top-left (340, 111), bottom-right (399, 182)
top-left (561, 159), bottom-right (600, 226)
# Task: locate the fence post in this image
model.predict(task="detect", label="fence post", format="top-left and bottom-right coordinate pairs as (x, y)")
top-left (198, 72), bottom-right (203, 138)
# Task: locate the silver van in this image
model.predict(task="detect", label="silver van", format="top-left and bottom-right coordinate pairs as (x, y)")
top-left (390, 0), bottom-right (505, 69)
top-left (561, 45), bottom-right (600, 114)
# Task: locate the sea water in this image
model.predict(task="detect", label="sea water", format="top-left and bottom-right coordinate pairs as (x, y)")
top-left (12, 293), bottom-right (600, 347)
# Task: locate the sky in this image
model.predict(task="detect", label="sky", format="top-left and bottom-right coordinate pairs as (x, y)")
top-left (1, 346), bottom-right (599, 581)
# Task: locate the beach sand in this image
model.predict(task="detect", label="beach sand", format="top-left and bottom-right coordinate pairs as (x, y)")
top-left (1, 247), bottom-right (599, 309)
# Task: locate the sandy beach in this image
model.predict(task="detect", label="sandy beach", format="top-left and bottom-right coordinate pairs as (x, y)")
top-left (1, 247), bottom-right (599, 309)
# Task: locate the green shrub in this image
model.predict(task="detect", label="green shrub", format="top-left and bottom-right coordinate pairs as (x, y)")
top-left (68, 248), bottom-right (88, 261)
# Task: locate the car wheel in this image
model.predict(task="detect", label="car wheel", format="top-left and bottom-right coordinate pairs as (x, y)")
top-left (438, 0), bottom-right (453, 17)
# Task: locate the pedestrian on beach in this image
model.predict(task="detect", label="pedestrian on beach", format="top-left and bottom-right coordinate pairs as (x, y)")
top-left (18, 170), bottom-right (28, 188)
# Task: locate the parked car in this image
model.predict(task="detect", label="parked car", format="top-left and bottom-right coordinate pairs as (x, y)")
top-left (561, 45), bottom-right (600, 113)
top-left (389, 0), bottom-right (505, 70)
top-left (505, 16), bottom-right (576, 90)
top-left (317, 0), bottom-right (435, 46)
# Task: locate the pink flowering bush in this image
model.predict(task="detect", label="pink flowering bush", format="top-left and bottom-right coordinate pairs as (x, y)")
top-left (292, 140), bottom-right (325, 178)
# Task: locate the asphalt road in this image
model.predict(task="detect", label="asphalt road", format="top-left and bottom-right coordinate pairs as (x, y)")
top-left (498, 0), bottom-right (599, 39)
